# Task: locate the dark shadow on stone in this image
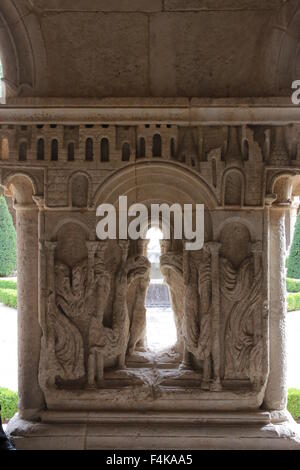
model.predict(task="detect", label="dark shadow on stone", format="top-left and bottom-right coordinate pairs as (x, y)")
top-left (0, 405), bottom-right (15, 450)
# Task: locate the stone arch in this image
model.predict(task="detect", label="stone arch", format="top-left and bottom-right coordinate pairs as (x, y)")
top-left (0, 1), bottom-right (47, 98)
top-left (3, 172), bottom-right (37, 205)
top-left (93, 161), bottom-right (218, 211)
top-left (259, 0), bottom-right (300, 95)
top-left (269, 171), bottom-right (297, 204)
top-left (51, 217), bottom-right (91, 242)
top-left (68, 171), bottom-right (92, 208)
top-left (222, 168), bottom-right (245, 207)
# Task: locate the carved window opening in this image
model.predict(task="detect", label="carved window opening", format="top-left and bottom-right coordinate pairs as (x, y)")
top-left (145, 227), bottom-right (177, 351)
top-left (122, 142), bottom-right (130, 162)
top-left (170, 138), bottom-right (175, 158)
top-left (152, 134), bottom-right (162, 157)
top-left (100, 138), bottom-right (109, 162)
top-left (85, 138), bottom-right (93, 161)
top-left (51, 139), bottom-right (58, 161)
top-left (37, 138), bottom-right (45, 161)
top-left (67, 142), bottom-right (75, 161)
top-left (224, 171), bottom-right (244, 206)
top-left (137, 137), bottom-right (146, 158)
top-left (1, 138), bottom-right (9, 160)
top-left (18, 141), bottom-right (27, 161)
top-left (243, 139), bottom-right (249, 161)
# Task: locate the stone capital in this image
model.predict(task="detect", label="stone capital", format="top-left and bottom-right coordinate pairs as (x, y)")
top-left (32, 195), bottom-right (45, 210)
top-left (206, 242), bottom-right (222, 255)
top-left (44, 241), bottom-right (57, 253)
top-left (86, 241), bottom-right (99, 254)
top-left (251, 241), bottom-right (263, 254)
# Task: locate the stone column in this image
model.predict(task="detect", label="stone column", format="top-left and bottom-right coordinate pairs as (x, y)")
top-left (15, 202), bottom-right (45, 419)
top-left (264, 205), bottom-right (289, 411)
top-left (207, 242), bottom-right (222, 391)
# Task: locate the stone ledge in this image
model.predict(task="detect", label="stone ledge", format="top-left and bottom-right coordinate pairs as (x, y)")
top-left (7, 412), bottom-right (300, 450)
top-left (164, 0), bottom-right (284, 11)
top-left (33, 0), bottom-right (163, 12)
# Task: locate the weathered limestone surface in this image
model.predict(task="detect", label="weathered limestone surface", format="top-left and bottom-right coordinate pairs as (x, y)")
top-left (1, 0), bottom-right (300, 451)
top-left (0, 0), bottom-right (299, 98)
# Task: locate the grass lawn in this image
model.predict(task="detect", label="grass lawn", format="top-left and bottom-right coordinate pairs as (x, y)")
top-left (287, 388), bottom-right (300, 421)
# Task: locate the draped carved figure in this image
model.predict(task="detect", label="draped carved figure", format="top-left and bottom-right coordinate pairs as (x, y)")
top-left (88, 245), bottom-right (151, 385)
top-left (183, 247), bottom-right (213, 389)
top-left (160, 252), bottom-right (184, 355)
top-left (127, 254), bottom-right (151, 355)
top-left (221, 250), bottom-right (263, 387)
top-left (46, 259), bottom-right (93, 385)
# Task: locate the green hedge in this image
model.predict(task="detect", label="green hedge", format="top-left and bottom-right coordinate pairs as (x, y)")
top-left (0, 280), bottom-right (17, 308)
top-left (288, 388), bottom-right (300, 420)
top-left (0, 387), bottom-right (18, 422)
top-left (287, 293), bottom-right (300, 312)
top-left (0, 288), bottom-right (17, 309)
top-left (0, 279), bottom-right (17, 290)
top-left (0, 196), bottom-right (16, 277)
top-left (287, 212), bottom-right (300, 279)
top-left (287, 278), bottom-right (300, 293)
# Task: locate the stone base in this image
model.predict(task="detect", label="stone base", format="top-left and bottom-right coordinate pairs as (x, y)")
top-left (6, 410), bottom-right (300, 450)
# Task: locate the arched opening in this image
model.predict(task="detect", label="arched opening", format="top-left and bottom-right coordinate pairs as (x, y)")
top-left (37, 138), bottom-right (44, 161)
top-left (67, 142), bottom-right (75, 162)
top-left (18, 142), bottom-right (27, 161)
top-left (137, 137), bottom-right (146, 158)
top-left (152, 134), bottom-right (162, 157)
top-left (224, 170), bottom-right (244, 206)
top-left (170, 138), bottom-right (175, 158)
top-left (85, 138), bottom-right (93, 161)
top-left (51, 139), bottom-right (58, 161)
top-left (145, 227), bottom-right (177, 351)
top-left (100, 138), bottom-right (109, 162)
top-left (1, 138), bottom-right (9, 160)
top-left (71, 174), bottom-right (89, 208)
top-left (122, 142), bottom-right (130, 162)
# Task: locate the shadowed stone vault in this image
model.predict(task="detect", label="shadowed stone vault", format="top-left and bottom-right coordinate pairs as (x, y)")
top-left (0, 0), bottom-right (300, 450)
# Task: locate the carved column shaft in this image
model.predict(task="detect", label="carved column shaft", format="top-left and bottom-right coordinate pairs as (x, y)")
top-left (15, 203), bottom-right (45, 419)
top-left (264, 206), bottom-right (288, 410)
top-left (207, 242), bottom-right (222, 390)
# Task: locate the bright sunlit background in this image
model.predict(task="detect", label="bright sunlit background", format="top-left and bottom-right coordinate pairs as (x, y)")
top-left (145, 227), bottom-right (177, 352)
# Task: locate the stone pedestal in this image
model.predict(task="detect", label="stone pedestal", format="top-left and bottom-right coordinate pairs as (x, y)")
top-left (7, 410), bottom-right (300, 450)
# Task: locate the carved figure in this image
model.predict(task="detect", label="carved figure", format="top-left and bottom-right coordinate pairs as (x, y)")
top-left (221, 253), bottom-right (263, 385)
top-left (183, 248), bottom-right (213, 389)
